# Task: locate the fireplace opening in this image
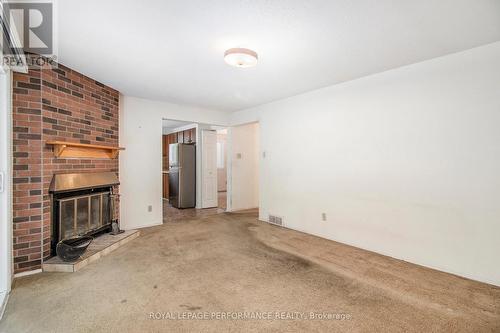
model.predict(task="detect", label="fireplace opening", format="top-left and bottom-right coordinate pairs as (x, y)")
top-left (49, 172), bottom-right (119, 256)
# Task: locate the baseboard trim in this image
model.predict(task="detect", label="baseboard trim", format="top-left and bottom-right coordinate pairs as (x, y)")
top-left (13, 268), bottom-right (42, 279)
top-left (124, 221), bottom-right (162, 230)
top-left (0, 291), bottom-right (9, 321)
top-left (226, 206), bottom-right (258, 213)
top-left (256, 217), bottom-right (500, 287)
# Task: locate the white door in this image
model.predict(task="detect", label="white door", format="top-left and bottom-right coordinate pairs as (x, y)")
top-left (201, 130), bottom-right (218, 208)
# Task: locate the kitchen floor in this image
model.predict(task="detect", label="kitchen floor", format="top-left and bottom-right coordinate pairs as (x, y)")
top-left (1, 210), bottom-right (499, 332)
top-left (218, 191), bottom-right (226, 209)
top-left (163, 191), bottom-right (227, 222)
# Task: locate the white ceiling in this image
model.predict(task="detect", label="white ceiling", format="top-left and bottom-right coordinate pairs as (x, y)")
top-left (58, 0), bottom-right (500, 112)
top-left (162, 119), bottom-right (193, 130)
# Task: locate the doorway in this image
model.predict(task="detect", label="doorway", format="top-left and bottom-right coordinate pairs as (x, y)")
top-left (200, 127), bottom-right (229, 211)
top-left (216, 129), bottom-right (228, 210)
top-left (199, 127), bottom-right (228, 212)
top-left (162, 120), bottom-right (228, 222)
top-left (227, 122), bottom-right (260, 213)
top-left (161, 120), bottom-right (259, 221)
top-left (161, 119), bottom-right (198, 221)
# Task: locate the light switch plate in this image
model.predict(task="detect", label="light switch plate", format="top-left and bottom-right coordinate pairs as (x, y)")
top-left (0, 172), bottom-right (4, 193)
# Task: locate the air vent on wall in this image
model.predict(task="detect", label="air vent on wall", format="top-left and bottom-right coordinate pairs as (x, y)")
top-left (268, 214), bottom-right (283, 226)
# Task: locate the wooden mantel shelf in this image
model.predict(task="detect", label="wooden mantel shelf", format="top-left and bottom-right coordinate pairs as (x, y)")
top-left (46, 141), bottom-right (125, 159)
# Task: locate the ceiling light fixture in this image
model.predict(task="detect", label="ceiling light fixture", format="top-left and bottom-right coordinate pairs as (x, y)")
top-left (224, 48), bottom-right (258, 68)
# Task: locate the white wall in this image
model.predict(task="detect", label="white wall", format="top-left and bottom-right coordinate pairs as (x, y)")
top-left (119, 96), bottom-right (230, 229)
top-left (231, 42), bottom-right (500, 286)
top-left (228, 123), bottom-right (259, 211)
top-left (0, 69), bottom-right (13, 314)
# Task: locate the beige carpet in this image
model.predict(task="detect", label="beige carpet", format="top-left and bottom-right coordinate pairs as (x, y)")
top-left (1, 211), bottom-right (499, 332)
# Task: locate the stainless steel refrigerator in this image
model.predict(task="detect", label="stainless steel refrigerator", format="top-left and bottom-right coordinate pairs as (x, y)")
top-left (168, 143), bottom-right (196, 208)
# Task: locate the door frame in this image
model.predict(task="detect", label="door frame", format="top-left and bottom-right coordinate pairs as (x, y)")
top-left (0, 68), bottom-right (13, 318)
top-left (200, 129), bottom-right (218, 208)
top-left (160, 120), bottom-right (234, 213)
top-left (226, 127), bottom-right (233, 211)
top-left (225, 121), bottom-right (260, 213)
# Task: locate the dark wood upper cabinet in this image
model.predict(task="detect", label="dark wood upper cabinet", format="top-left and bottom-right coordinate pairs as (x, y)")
top-left (191, 128), bottom-right (197, 143)
top-left (169, 133), bottom-right (177, 144)
top-left (177, 131), bottom-right (184, 143)
top-left (186, 128), bottom-right (196, 143)
top-left (163, 128), bottom-right (195, 171)
top-left (162, 135), bottom-right (168, 170)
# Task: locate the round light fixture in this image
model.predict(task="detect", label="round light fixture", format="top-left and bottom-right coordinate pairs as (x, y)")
top-left (224, 48), bottom-right (258, 68)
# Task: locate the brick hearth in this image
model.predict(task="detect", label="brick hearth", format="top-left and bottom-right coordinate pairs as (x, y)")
top-left (12, 62), bottom-right (120, 274)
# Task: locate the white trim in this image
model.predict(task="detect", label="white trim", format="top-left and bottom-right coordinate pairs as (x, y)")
top-left (0, 291), bottom-right (9, 320)
top-left (13, 269), bottom-right (42, 279)
top-left (226, 127), bottom-right (233, 212)
top-left (0, 69), bottom-right (12, 315)
top-left (163, 123), bottom-right (197, 135)
top-left (123, 221), bottom-right (162, 230)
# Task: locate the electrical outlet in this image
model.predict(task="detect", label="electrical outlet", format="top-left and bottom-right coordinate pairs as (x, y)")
top-left (236, 153), bottom-right (242, 159)
top-left (321, 213), bottom-right (327, 221)
top-left (148, 205), bottom-right (152, 212)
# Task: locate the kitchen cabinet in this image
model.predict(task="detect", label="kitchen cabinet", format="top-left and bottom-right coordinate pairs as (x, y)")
top-left (184, 129), bottom-right (191, 143)
top-left (187, 128), bottom-right (196, 143)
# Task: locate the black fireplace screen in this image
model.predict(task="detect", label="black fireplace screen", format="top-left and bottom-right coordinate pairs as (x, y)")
top-left (49, 172), bottom-right (119, 256)
top-left (58, 192), bottom-right (110, 240)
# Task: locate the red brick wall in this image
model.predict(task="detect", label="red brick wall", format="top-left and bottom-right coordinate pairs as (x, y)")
top-left (12, 63), bottom-right (120, 273)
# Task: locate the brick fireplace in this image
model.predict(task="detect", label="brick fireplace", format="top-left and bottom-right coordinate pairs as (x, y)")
top-left (12, 62), bottom-right (120, 273)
